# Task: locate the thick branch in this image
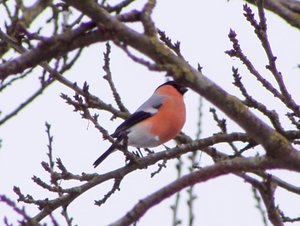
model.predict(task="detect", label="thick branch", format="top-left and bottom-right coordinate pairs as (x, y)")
top-left (23, 133), bottom-right (254, 223)
top-left (110, 156), bottom-right (278, 226)
top-left (25, 130), bottom-right (300, 223)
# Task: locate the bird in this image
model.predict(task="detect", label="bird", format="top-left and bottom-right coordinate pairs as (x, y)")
top-left (93, 81), bottom-right (188, 168)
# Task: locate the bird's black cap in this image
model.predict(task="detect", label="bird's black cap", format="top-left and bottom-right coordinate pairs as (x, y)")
top-left (157, 81), bottom-right (188, 95)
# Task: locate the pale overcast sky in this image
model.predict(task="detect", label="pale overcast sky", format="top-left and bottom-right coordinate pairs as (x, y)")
top-left (1, 1), bottom-right (300, 225)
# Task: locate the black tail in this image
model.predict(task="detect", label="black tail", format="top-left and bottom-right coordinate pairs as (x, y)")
top-left (93, 143), bottom-right (116, 168)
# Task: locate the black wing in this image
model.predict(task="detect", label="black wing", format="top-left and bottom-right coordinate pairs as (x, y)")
top-left (112, 111), bottom-right (153, 138)
top-left (93, 111), bottom-right (153, 168)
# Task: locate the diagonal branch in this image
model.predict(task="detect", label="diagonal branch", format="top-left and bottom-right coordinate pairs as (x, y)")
top-left (23, 130), bottom-right (300, 224)
top-left (110, 156), bottom-right (278, 226)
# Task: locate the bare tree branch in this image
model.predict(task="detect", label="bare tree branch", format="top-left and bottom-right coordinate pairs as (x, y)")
top-left (1, 1), bottom-right (300, 225)
top-left (245, 0), bottom-right (300, 29)
top-left (110, 156), bottom-right (279, 226)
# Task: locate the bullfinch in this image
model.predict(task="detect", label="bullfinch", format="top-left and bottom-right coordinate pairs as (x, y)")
top-left (93, 81), bottom-right (188, 168)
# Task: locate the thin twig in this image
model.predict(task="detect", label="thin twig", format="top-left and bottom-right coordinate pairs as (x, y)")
top-left (102, 42), bottom-right (129, 113)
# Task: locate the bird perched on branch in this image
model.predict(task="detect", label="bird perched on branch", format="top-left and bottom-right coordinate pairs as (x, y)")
top-left (93, 81), bottom-right (188, 168)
